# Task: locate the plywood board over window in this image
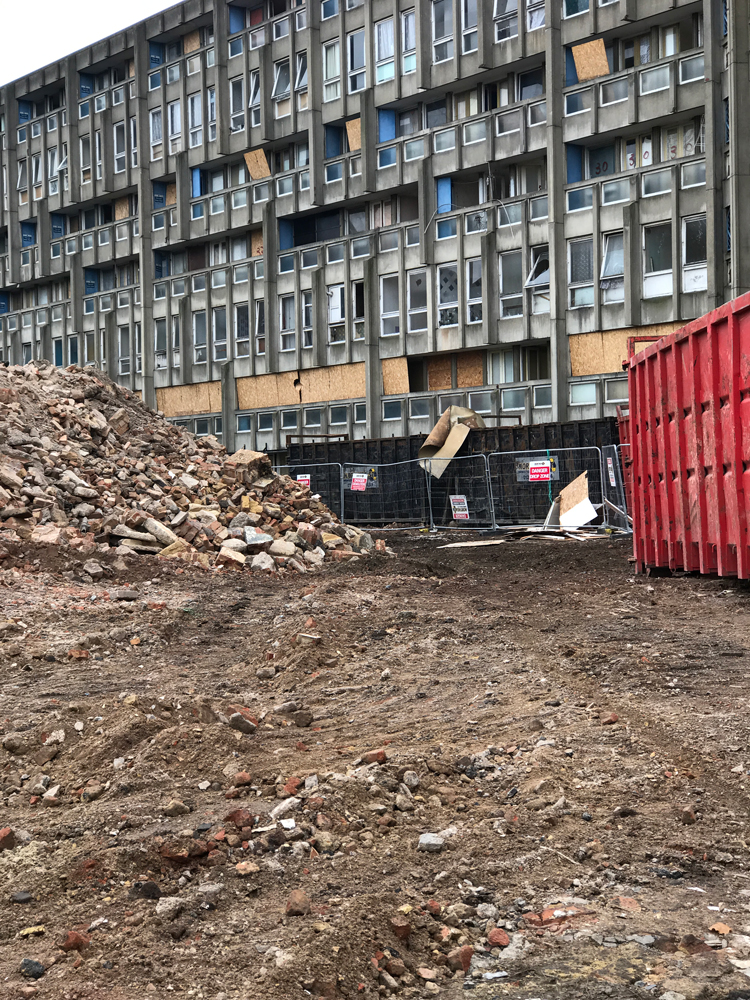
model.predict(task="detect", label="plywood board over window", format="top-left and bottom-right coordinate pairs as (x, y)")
top-left (183, 30), bottom-right (201, 53)
top-left (345, 118), bottom-right (362, 151)
top-left (156, 381), bottom-right (222, 418)
top-left (166, 183), bottom-right (177, 206)
top-left (236, 363), bottom-right (366, 410)
top-left (114, 197), bottom-right (130, 220)
top-left (382, 356), bottom-right (409, 395)
top-left (568, 324), bottom-right (682, 376)
top-left (427, 356), bottom-right (453, 391)
top-left (250, 229), bottom-right (264, 257)
top-left (244, 148), bottom-right (271, 180)
top-left (572, 39), bottom-right (610, 82)
top-left (456, 351), bottom-right (484, 388)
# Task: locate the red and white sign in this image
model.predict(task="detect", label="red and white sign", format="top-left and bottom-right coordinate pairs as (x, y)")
top-left (528, 460), bottom-right (551, 482)
top-left (450, 495), bottom-right (470, 520)
top-left (296, 474), bottom-right (311, 488)
top-left (351, 473), bottom-right (368, 492)
top-left (607, 457), bottom-right (617, 487)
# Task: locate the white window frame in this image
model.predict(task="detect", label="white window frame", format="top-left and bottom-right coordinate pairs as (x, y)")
top-left (348, 30), bottom-right (366, 93)
top-left (279, 294), bottom-right (296, 352)
top-left (113, 121), bottom-right (126, 173)
top-left (462, 0), bottom-right (478, 53)
top-left (402, 10), bottom-right (417, 74)
top-left (643, 222), bottom-right (673, 298)
top-left (150, 108), bottom-right (163, 160)
top-left (437, 264), bottom-right (459, 327)
top-left (466, 258), bottom-right (482, 324)
top-left (375, 19), bottom-right (395, 83)
top-left (328, 283), bottom-right (346, 342)
top-left (323, 41), bottom-right (341, 102)
top-left (682, 214), bottom-right (708, 292)
top-left (600, 231), bottom-right (625, 303)
top-left (188, 93), bottom-right (202, 147)
top-left (380, 275), bottom-right (400, 337)
top-left (432, 0), bottom-right (454, 63)
top-left (499, 250), bottom-right (523, 317)
top-left (568, 238), bottom-right (594, 308)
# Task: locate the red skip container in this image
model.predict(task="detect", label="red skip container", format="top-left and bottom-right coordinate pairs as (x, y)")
top-left (626, 292), bottom-right (750, 578)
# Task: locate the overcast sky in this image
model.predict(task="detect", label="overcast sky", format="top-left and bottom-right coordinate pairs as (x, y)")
top-left (0, 0), bottom-right (181, 86)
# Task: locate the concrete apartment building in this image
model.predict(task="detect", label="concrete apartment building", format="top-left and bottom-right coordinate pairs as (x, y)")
top-left (0, 0), bottom-right (727, 454)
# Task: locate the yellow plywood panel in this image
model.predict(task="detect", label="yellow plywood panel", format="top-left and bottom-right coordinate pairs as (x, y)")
top-left (428, 356), bottom-right (453, 391)
top-left (156, 381), bottom-right (222, 418)
top-left (569, 324), bottom-right (683, 377)
top-left (244, 148), bottom-right (271, 180)
top-left (345, 118), bottom-right (362, 151)
top-left (301, 367), bottom-right (330, 402)
top-left (166, 183), bottom-right (177, 206)
top-left (114, 197), bottom-right (130, 221)
top-left (456, 351), bottom-right (484, 388)
top-left (128, 60), bottom-right (135, 79)
top-left (382, 357), bottom-right (409, 395)
top-left (183, 30), bottom-right (201, 53)
top-left (251, 230), bottom-right (264, 258)
top-left (572, 39), bottom-right (610, 82)
top-left (236, 364), bottom-right (366, 409)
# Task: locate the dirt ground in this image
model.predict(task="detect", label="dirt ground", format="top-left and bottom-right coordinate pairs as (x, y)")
top-left (3, 532), bottom-right (750, 1000)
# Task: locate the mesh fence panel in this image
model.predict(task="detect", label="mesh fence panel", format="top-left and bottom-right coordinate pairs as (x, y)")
top-left (601, 444), bottom-right (630, 529)
top-left (282, 463), bottom-right (344, 520)
top-left (342, 460), bottom-right (430, 526)
top-left (424, 454), bottom-right (495, 528)
top-left (487, 447), bottom-right (604, 526)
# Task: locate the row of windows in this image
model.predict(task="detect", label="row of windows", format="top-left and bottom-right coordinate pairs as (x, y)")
top-left (565, 53), bottom-right (704, 119)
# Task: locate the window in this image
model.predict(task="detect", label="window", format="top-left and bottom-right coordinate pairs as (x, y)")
top-left (640, 65), bottom-right (670, 94)
top-left (255, 300), bottom-right (266, 355)
top-left (462, 0), bottom-right (478, 52)
top-left (48, 149), bottom-right (60, 197)
top-left (464, 120), bottom-right (487, 144)
top-left (300, 290), bottom-right (313, 348)
top-left (95, 131), bottom-right (103, 179)
top-left (282, 411), bottom-right (298, 430)
top-left (502, 388), bottom-right (525, 410)
top-left (534, 385), bottom-right (552, 407)
top-left (605, 379), bottom-right (628, 403)
top-left (466, 259), bottom-right (482, 323)
top-left (530, 195), bottom-right (549, 219)
top-left (529, 101), bottom-right (546, 125)
top-left (257, 412), bottom-right (273, 432)
top-left (432, 0), bottom-right (454, 63)
top-left (327, 284), bottom-right (346, 342)
top-left (322, 0), bottom-right (339, 17)
top-left (130, 116), bottom-right (138, 167)
top-left (680, 54), bottom-right (704, 84)
top-left (642, 169), bottom-right (671, 197)
top-left (570, 382), bottom-right (597, 405)
top-left (150, 108), bottom-right (162, 160)
top-left (324, 41), bottom-right (341, 102)
top-left (331, 405), bottom-right (348, 425)
top-left (188, 93), bottom-right (202, 147)
top-left (402, 10), bottom-right (417, 73)
top-left (407, 270), bottom-right (428, 332)
top-left (355, 403), bottom-right (367, 424)
top-left (352, 282), bottom-right (365, 339)
top-left (499, 251), bottom-right (523, 317)
top-left (280, 294), bottom-right (296, 351)
top-left (437, 217), bottom-right (457, 239)
top-left (17, 158), bottom-right (28, 190)
top-left (567, 187), bottom-right (592, 212)
top-left (207, 87), bottom-right (216, 141)
top-left (118, 326), bottom-right (130, 374)
top-left (230, 79), bottom-right (245, 131)
top-left (237, 414), bottom-right (252, 433)
top-left (380, 276), bottom-right (400, 336)
top-left (564, 0), bottom-right (589, 16)
top-left (494, 0), bottom-right (518, 40)
top-left (600, 78), bottom-right (628, 105)
top-left (376, 19), bottom-right (395, 82)
top-left (602, 178), bottom-right (630, 205)
top-left (155, 318), bottom-right (168, 369)
top-left (383, 400), bottom-right (402, 421)
top-left (193, 311), bottom-right (207, 363)
top-left (527, 0), bottom-right (544, 29)
top-left (326, 162), bottom-right (343, 182)
top-left (601, 232), bottom-right (625, 303)
top-left (437, 265), bottom-right (458, 326)
top-left (378, 147), bottom-right (397, 169)
top-left (682, 215), bottom-right (707, 291)
top-left (213, 307), bottom-right (227, 361)
top-left (273, 60), bottom-right (291, 117)
top-left (525, 245), bottom-right (550, 314)
top-left (565, 89), bottom-right (592, 116)
top-left (167, 63), bottom-right (180, 83)
top-left (410, 398), bottom-right (431, 418)
top-left (295, 53), bottom-right (307, 109)
top-left (682, 160), bottom-right (706, 189)
top-left (643, 222), bottom-right (673, 298)
top-left (149, 71), bottom-right (161, 91)
top-left (568, 238), bottom-right (594, 307)
top-left (348, 30), bottom-right (366, 93)
top-left (114, 122), bottom-right (126, 172)
top-left (304, 409), bottom-right (322, 429)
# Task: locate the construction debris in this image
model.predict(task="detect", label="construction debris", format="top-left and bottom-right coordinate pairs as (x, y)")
top-left (0, 362), bottom-right (382, 573)
top-left (418, 406), bottom-right (485, 479)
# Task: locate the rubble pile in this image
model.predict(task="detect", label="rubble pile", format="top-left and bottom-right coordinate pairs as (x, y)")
top-left (0, 362), bottom-right (381, 573)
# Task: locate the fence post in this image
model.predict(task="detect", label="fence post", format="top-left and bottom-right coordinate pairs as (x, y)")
top-left (425, 460), bottom-right (436, 531)
top-left (483, 453), bottom-right (497, 530)
top-left (338, 463), bottom-right (344, 521)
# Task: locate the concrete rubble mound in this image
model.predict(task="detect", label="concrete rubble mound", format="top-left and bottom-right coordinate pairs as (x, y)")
top-left (0, 361), bottom-right (383, 573)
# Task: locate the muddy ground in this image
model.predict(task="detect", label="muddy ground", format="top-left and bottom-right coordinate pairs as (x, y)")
top-left (2, 533), bottom-right (750, 1000)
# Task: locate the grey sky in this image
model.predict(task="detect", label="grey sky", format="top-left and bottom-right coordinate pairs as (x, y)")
top-left (0, 0), bottom-right (182, 87)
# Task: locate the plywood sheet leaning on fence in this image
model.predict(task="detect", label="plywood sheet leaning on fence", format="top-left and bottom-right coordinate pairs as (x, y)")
top-left (558, 471), bottom-right (598, 526)
top-left (418, 406), bottom-right (485, 480)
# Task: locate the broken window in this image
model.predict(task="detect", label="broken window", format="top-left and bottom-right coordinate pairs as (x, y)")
top-left (466, 258), bottom-right (482, 323)
top-left (568, 238), bottom-right (594, 308)
top-left (682, 214), bottom-right (707, 292)
top-left (407, 270), bottom-right (428, 332)
top-left (525, 245), bottom-right (550, 314)
top-left (328, 283), bottom-right (346, 342)
top-left (601, 232), bottom-right (625, 303)
top-left (437, 265), bottom-right (458, 327)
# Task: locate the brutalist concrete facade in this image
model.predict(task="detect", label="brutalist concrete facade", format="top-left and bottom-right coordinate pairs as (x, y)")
top-left (0, 0), bottom-right (724, 454)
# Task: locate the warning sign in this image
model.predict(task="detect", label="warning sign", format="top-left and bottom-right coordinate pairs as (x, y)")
top-left (296, 474), bottom-right (311, 488)
top-left (607, 457), bottom-right (617, 487)
top-left (528, 460), bottom-right (551, 483)
top-left (350, 473), bottom-right (368, 492)
top-left (515, 456), bottom-right (559, 482)
top-left (450, 495), bottom-right (470, 520)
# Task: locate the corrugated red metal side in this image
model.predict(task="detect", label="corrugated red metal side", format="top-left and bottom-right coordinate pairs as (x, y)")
top-left (628, 291), bottom-right (750, 578)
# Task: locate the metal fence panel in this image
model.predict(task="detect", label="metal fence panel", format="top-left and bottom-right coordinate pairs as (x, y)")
top-left (342, 460), bottom-right (430, 527)
top-left (601, 444), bottom-right (630, 530)
top-left (487, 447), bottom-right (605, 526)
top-left (281, 463), bottom-right (344, 520)
top-left (424, 454), bottom-right (495, 529)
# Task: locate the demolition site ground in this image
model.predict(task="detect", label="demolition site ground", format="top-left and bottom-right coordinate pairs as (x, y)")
top-left (2, 533), bottom-right (750, 1000)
